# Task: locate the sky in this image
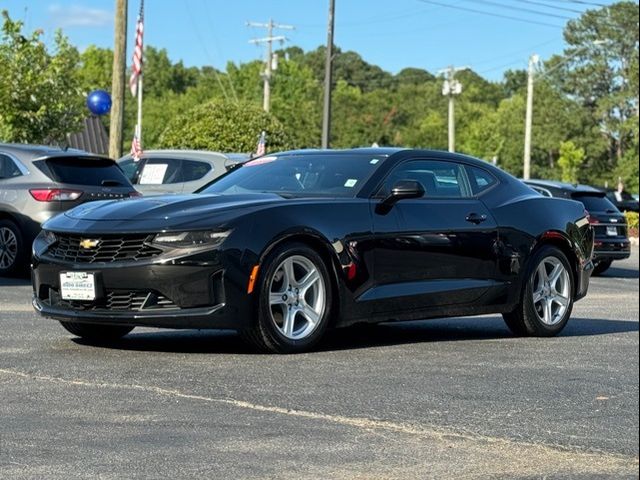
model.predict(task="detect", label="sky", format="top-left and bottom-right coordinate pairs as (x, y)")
top-left (1, 0), bottom-right (624, 81)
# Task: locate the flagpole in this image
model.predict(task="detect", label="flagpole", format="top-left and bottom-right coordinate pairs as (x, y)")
top-left (137, 72), bottom-right (143, 148)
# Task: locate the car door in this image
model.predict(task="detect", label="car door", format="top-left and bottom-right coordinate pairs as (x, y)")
top-left (369, 158), bottom-right (501, 314)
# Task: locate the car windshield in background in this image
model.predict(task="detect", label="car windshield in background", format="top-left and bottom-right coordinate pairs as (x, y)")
top-left (201, 153), bottom-right (387, 198)
top-left (35, 157), bottom-right (130, 187)
top-left (573, 193), bottom-right (618, 212)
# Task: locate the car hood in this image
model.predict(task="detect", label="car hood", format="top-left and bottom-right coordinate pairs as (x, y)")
top-left (64, 193), bottom-right (284, 222)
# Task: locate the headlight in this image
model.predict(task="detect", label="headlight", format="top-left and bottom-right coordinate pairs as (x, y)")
top-left (43, 230), bottom-right (57, 246)
top-left (152, 230), bottom-right (230, 249)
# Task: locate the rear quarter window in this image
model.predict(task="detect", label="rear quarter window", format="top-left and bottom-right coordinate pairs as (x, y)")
top-left (34, 157), bottom-right (131, 187)
top-left (465, 165), bottom-right (498, 195)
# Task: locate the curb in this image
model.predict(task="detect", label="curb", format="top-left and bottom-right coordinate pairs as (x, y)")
top-left (630, 237), bottom-right (639, 247)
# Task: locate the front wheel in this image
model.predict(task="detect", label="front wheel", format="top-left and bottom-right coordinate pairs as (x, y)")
top-left (60, 321), bottom-right (134, 341)
top-left (243, 242), bottom-right (333, 354)
top-left (503, 246), bottom-right (574, 337)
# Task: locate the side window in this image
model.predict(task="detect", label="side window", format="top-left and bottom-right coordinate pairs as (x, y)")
top-left (139, 158), bottom-right (182, 185)
top-left (0, 154), bottom-right (23, 180)
top-left (465, 165), bottom-right (498, 195)
top-left (381, 160), bottom-right (471, 198)
top-left (181, 160), bottom-right (212, 183)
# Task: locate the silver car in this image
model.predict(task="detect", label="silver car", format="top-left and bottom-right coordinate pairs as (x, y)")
top-left (117, 150), bottom-right (248, 196)
top-left (0, 143), bottom-right (138, 275)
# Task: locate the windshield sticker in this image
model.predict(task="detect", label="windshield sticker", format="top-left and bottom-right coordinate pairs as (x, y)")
top-left (344, 179), bottom-right (358, 188)
top-left (139, 163), bottom-right (168, 184)
top-left (245, 156), bottom-right (277, 167)
top-left (370, 158), bottom-right (380, 164)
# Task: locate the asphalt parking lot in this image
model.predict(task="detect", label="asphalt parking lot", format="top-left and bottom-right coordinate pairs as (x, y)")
top-left (1, 249), bottom-right (638, 479)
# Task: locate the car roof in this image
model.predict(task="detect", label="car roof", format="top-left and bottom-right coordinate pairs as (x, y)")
top-left (118, 150), bottom-right (246, 162)
top-left (524, 179), bottom-right (602, 194)
top-left (0, 142), bottom-right (100, 163)
top-left (276, 147), bottom-right (406, 157)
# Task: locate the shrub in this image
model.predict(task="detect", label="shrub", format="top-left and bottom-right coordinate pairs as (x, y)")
top-left (625, 211), bottom-right (638, 237)
top-left (159, 99), bottom-right (293, 153)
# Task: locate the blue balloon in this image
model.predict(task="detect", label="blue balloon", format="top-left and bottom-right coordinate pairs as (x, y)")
top-left (86, 90), bottom-right (112, 116)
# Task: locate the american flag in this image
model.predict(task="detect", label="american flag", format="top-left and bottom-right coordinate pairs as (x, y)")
top-left (130, 128), bottom-right (143, 160)
top-left (129, 1), bottom-right (144, 97)
top-left (256, 131), bottom-right (266, 157)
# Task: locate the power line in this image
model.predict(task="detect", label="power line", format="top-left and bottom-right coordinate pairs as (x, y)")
top-left (556, 0), bottom-right (608, 7)
top-left (509, 0), bottom-right (585, 15)
top-left (469, 0), bottom-right (573, 20)
top-left (415, 0), bottom-right (563, 28)
top-left (200, 0), bottom-right (238, 103)
top-left (184, 1), bottom-right (230, 101)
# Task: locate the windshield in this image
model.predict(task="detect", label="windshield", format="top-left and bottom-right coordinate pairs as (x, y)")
top-left (201, 153), bottom-right (387, 197)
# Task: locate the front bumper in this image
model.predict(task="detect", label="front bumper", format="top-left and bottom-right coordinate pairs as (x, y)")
top-left (31, 252), bottom-right (253, 330)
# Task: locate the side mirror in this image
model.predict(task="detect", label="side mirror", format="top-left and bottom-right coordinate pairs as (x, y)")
top-left (377, 180), bottom-right (425, 212)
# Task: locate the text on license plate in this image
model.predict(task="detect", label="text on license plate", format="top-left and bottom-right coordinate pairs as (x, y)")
top-left (59, 272), bottom-right (96, 301)
top-left (606, 226), bottom-right (618, 236)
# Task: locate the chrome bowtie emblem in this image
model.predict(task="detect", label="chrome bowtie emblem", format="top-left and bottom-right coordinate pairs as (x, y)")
top-left (79, 239), bottom-right (100, 249)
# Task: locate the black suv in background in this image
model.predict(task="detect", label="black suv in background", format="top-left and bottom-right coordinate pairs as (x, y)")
top-left (0, 144), bottom-right (139, 276)
top-left (524, 179), bottom-right (630, 275)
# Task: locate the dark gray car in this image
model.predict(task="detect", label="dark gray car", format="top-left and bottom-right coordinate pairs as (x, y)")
top-left (117, 150), bottom-right (248, 196)
top-left (0, 143), bottom-right (139, 275)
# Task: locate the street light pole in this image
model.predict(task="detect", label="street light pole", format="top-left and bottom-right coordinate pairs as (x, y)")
top-left (321, 0), bottom-right (336, 149)
top-left (438, 66), bottom-right (467, 153)
top-left (523, 53), bottom-right (539, 180)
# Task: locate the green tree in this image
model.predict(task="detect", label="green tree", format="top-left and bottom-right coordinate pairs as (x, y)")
top-left (159, 99), bottom-right (292, 152)
top-left (77, 45), bottom-right (113, 93)
top-left (0, 10), bottom-right (83, 144)
top-left (558, 141), bottom-right (585, 183)
top-left (550, 1), bottom-right (639, 172)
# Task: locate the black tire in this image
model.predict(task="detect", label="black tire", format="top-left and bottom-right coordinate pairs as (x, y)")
top-left (242, 242), bottom-right (334, 354)
top-left (503, 245), bottom-right (574, 337)
top-left (60, 321), bottom-right (134, 341)
top-left (0, 219), bottom-right (26, 277)
top-left (592, 259), bottom-right (613, 276)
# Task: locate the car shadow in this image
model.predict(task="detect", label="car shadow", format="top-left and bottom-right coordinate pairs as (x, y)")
top-left (71, 316), bottom-right (639, 355)
top-left (0, 276), bottom-right (31, 287)
top-left (598, 265), bottom-right (639, 279)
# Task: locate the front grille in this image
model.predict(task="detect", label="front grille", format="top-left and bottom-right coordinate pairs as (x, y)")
top-left (47, 289), bottom-right (178, 312)
top-left (47, 234), bottom-right (162, 263)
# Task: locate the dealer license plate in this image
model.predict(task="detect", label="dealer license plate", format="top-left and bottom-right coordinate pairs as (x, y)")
top-left (606, 226), bottom-right (618, 236)
top-left (59, 272), bottom-right (96, 301)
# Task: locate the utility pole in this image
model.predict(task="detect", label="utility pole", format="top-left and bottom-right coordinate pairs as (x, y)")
top-left (321, 0), bottom-right (336, 149)
top-left (438, 66), bottom-right (467, 153)
top-left (247, 19), bottom-right (294, 112)
top-left (109, 0), bottom-right (127, 159)
top-left (523, 54), bottom-right (539, 180)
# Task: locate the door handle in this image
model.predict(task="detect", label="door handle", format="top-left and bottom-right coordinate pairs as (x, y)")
top-left (466, 213), bottom-right (488, 224)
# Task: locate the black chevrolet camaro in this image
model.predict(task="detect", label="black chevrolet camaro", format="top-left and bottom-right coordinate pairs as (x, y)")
top-left (32, 149), bottom-right (594, 353)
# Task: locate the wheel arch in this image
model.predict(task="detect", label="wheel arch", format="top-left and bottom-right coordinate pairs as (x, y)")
top-left (531, 231), bottom-right (580, 295)
top-left (257, 232), bottom-right (343, 325)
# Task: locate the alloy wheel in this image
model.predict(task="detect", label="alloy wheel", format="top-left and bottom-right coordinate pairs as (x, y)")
top-left (531, 256), bottom-right (571, 326)
top-left (268, 255), bottom-right (326, 340)
top-left (0, 227), bottom-right (18, 270)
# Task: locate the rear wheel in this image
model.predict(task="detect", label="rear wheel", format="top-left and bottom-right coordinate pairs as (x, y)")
top-left (243, 242), bottom-right (333, 354)
top-left (592, 259), bottom-right (613, 276)
top-left (59, 321), bottom-right (134, 341)
top-left (0, 219), bottom-right (25, 276)
top-left (503, 245), bottom-right (574, 337)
